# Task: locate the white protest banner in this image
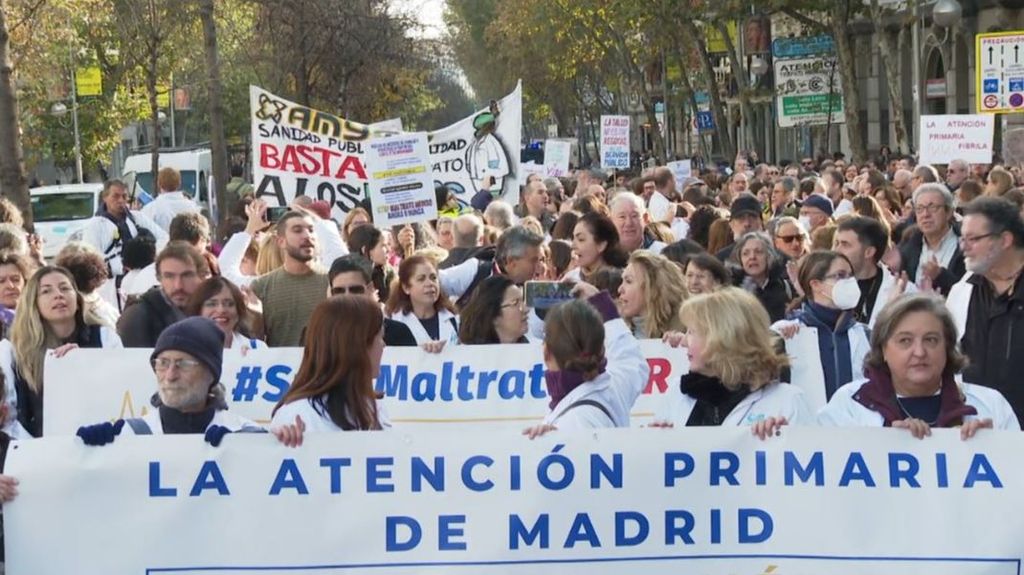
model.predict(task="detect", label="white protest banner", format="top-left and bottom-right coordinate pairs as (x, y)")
top-left (44, 342), bottom-right (687, 436)
top-left (366, 132), bottom-right (438, 226)
top-left (600, 115), bottom-right (630, 170)
top-left (667, 159), bottom-right (692, 191)
top-left (543, 139), bottom-right (572, 177)
top-left (780, 328), bottom-right (829, 412)
top-left (648, 191), bottom-right (674, 223)
top-left (430, 85), bottom-right (523, 206)
top-left (7, 427), bottom-right (1022, 574)
top-left (520, 161), bottom-right (546, 180)
top-left (919, 114), bottom-right (996, 165)
top-left (250, 82), bottom-right (522, 218)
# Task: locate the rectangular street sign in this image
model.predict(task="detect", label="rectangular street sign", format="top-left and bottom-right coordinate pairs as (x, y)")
top-left (977, 31), bottom-right (1024, 114)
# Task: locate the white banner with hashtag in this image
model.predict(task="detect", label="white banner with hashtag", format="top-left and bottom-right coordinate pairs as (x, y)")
top-left (43, 343), bottom-right (688, 436)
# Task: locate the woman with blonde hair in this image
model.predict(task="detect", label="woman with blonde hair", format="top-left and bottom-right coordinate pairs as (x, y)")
top-left (656, 287), bottom-right (811, 436)
top-left (986, 167), bottom-right (1014, 197)
top-left (818, 293), bottom-right (1017, 437)
top-left (617, 251), bottom-right (686, 338)
top-left (1, 266), bottom-right (122, 438)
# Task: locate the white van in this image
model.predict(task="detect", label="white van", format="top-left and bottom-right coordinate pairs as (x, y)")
top-left (121, 148), bottom-right (212, 206)
top-left (29, 183), bottom-right (103, 259)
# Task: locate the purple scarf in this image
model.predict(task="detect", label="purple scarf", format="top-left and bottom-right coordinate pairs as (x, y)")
top-left (854, 366), bottom-right (977, 427)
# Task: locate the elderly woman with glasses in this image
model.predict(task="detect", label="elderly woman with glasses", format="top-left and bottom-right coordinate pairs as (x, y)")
top-left (818, 293), bottom-right (1017, 437)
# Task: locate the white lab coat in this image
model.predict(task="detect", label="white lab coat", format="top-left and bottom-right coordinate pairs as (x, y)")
top-left (122, 263), bottom-right (158, 297)
top-left (543, 318), bottom-right (649, 430)
top-left (122, 409), bottom-right (263, 435)
top-left (388, 309), bottom-right (459, 345)
top-left (227, 331), bottom-right (267, 352)
top-left (817, 378), bottom-right (1020, 430)
top-left (81, 211), bottom-right (168, 309)
top-left (867, 264), bottom-right (917, 328)
top-left (141, 191), bottom-right (202, 232)
top-left (771, 318), bottom-right (871, 412)
top-left (217, 218), bottom-right (348, 289)
top-left (946, 272), bottom-right (975, 342)
top-left (0, 327), bottom-right (122, 439)
top-left (80, 210), bottom-right (169, 277)
top-left (438, 257), bottom-right (489, 301)
top-left (653, 381), bottom-right (814, 427)
top-left (271, 397), bottom-right (392, 432)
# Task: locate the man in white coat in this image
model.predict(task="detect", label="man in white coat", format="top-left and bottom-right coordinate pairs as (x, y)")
top-left (80, 179), bottom-right (167, 308)
top-left (141, 167), bottom-right (202, 232)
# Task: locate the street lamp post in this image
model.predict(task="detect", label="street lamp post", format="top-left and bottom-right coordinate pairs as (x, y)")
top-left (50, 98), bottom-right (82, 185)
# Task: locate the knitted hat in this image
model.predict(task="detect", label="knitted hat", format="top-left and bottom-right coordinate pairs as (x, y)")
top-left (803, 193), bottom-right (834, 216)
top-left (151, 317), bottom-right (225, 383)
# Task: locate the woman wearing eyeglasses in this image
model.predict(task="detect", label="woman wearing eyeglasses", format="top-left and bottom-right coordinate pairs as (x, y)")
top-left (185, 277), bottom-right (266, 351)
top-left (458, 276), bottom-right (530, 344)
top-left (773, 251), bottom-right (871, 409)
top-left (769, 216), bottom-right (809, 261)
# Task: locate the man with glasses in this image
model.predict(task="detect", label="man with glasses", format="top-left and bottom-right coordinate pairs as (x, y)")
top-left (77, 317), bottom-right (301, 444)
top-left (899, 183), bottom-right (965, 295)
top-left (119, 242), bottom-right (208, 347)
top-left (770, 176), bottom-right (800, 218)
top-left (327, 255), bottom-right (416, 346)
top-left (948, 196), bottom-right (1024, 427)
top-left (769, 216), bottom-right (808, 261)
top-left (945, 159), bottom-right (970, 193)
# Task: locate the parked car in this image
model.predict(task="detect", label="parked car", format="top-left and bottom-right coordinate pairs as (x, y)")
top-left (29, 183), bottom-right (102, 260)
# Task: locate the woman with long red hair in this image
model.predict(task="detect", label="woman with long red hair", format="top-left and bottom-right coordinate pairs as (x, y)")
top-left (271, 295), bottom-right (388, 431)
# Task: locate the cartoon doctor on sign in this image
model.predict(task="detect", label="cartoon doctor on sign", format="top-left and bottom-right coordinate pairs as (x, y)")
top-left (466, 100), bottom-right (515, 197)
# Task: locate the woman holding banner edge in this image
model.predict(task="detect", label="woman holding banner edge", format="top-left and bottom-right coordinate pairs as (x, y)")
top-left (656, 287), bottom-right (812, 437)
top-left (817, 293), bottom-right (1018, 438)
top-left (522, 281), bottom-right (648, 436)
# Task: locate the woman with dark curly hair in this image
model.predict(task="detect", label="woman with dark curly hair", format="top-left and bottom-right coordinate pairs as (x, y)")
top-left (687, 205), bottom-right (725, 250)
top-left (55, 242), bottom-right (117, 328)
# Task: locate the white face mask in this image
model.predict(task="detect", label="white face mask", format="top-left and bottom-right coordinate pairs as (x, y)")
top-left (830, 277), bottom-right (861, 310)
top-left (799, 216), bottom-right (813, 232)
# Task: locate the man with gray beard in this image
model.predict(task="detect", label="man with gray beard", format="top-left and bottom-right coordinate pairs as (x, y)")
top-left (948, 197), bottom-right (1024, 427)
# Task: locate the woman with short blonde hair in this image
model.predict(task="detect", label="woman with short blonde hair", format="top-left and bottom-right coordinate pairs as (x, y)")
top-left (655, 287), bottom-right (810, 435)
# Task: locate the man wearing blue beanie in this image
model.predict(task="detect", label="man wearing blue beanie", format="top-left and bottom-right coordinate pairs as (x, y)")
top-left (75, 317), bottom-right (278, 445)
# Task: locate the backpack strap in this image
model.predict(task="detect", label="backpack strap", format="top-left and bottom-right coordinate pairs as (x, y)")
top-left (455, 261), bottom-right (495, 309)
top-left (555, 398), bottom-right (614, 425)
top-left (124, 418), bottom-right (152, 435)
